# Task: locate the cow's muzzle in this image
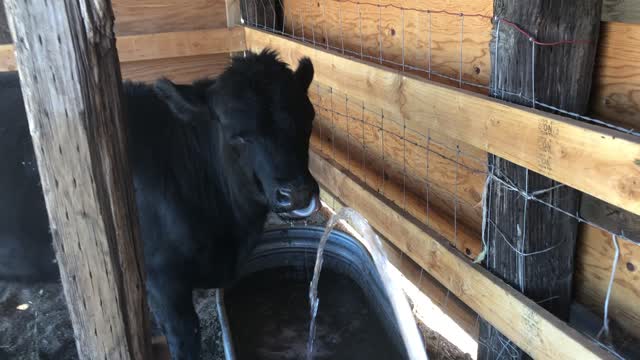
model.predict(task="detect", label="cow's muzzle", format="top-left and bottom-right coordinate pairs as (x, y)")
top-left (278, 192), bottom-right (320, 219)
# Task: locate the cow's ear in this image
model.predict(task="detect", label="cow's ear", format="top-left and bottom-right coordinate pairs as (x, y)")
top-left (295, 57), bottom-right (314, 92)
top-left (154, 78), bottom-right (209, 123)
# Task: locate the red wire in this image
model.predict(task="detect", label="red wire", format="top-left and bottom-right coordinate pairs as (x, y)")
top-left (331, 0), bottom-right (592, 46)
top-left (498, 18), bottom-right (592, 46)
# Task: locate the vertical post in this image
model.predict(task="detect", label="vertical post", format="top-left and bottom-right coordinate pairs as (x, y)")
top-left (225, 0), bottom-right (242, 27)
top-left (4, 1), bottom-right (151, 359)
top-left (480, 1), bottom-right (602, 359)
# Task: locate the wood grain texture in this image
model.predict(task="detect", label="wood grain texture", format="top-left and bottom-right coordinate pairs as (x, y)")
top-left (1, 28), bottom-right (245, 72)
top-left (117, 27), bottom-right (245, 62)
top-left (279, 0), bottom-right (493, 90)
top-left (309, 150), bottom-right (613, 360)
top-left (121, 54), bottom-right (230, 84)
top-left (481, 2), bottom-right (602, 357)
top-left (0, 43), bottom-right (14, 70)
top-left (581, 194), bottom-right (640, 243)
top-left (245, 27), bottom-right (640, 216)
top-left (311, 122), bottom-right (484, 258)
top-left (4, 0), bottom-right (150, 358)
top-left (575, 225), bottom-right (640, 340)
top-left (591, 21), bottom-right (640, 130)
top-left (112, 0), bottom-right (227, 35)
top-left (602, 0), bottom-right (640, 23)
top-left (309, 84), bottom-right (485, 258)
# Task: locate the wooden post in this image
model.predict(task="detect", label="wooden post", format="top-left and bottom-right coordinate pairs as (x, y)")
top-left (4, 1), bottom-right (151, 359)
top-left (479, 1), bottom-right (602, 359)
top-left (225, 0), bottom-right (242, 27)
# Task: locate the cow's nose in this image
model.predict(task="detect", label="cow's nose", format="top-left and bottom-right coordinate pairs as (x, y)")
top-left (275, 187), bottom-right (292, 208)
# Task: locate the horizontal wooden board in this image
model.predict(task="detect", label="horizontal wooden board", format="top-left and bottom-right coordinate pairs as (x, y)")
top-left (311, 122), bottom-right (484, 258)
top-left (591, 21), bottom-right (640, 130)
top-left (602, 0), bottom-right (640, 23)
top-left (117, 28), bottom-right (245, 62)
top-left (309, 150), bottom-right (613, 360)
top-left (245, 27), bottom-right (640, 216)
top-left (1, 28), bottom-right (244, 72)
top-left (575, 225), bottom-right (640, 340)
top-left (121, 54), bottom-right (230, 83)
top-left (281, 0), bottom-right (493, 90)
top-left (112, 0), bottom-right (227, 35)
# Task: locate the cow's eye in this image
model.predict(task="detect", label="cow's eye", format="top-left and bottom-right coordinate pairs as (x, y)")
top-left (230, 135), bottom-right (254, 145)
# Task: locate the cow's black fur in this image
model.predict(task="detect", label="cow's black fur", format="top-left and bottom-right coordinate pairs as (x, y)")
top-left (0, 49), bottom-right (318, 360)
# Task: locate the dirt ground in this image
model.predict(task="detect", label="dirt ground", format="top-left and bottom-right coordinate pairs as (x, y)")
top-left (0, 211), bottom-right (471, 360)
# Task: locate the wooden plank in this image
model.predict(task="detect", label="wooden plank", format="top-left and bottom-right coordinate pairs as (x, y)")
top-left (310, 124), bottom-right (484, 258)
top-left (590, 22), bottom-right (640, 130)
top-left (121, 54), bottom-right (230, 84)
top-left (0, 43), bottom-right (14, 70)
top-left (581, 194), bottom-right (640, 243)
top-left (225, 0), bottom-right (242, 27)
top-left (281, 0), bottom-right (493, 90)
top-left (117, 27), bottom-right (245, 62)
top-left (602, 0), bottom-right (640, 23)
top-left (245, 27), bottom-right (640, 216)
top-left (575, 225), bottom-right (640, 340)
top-left (112, 0), bottom-right (227, 35)
top-left (1, 28), bottom-right (245, 72)
top-left (4, 0), bottom-right (150, 358)
top-left (309, 150), bottom-right (613, 360)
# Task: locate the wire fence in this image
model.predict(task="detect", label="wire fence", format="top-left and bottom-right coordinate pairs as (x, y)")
top-left (240, 1), bottom-right (639, 358)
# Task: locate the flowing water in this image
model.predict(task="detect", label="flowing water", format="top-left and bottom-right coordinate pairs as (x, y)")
top-left (306, 208), bottom-right (428, 360)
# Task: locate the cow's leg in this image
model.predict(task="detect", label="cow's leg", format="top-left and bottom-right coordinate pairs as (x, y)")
top-left (147, 274), bottom-right (200, 360)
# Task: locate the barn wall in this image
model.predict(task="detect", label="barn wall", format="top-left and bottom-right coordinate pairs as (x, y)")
top-left (0, 0), bottom-right (232, 82)
top-left (277, 0), bottom-right (640, 341)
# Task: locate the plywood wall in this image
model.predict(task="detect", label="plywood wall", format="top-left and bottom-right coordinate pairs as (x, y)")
top-left (112, 0), bottom-right (228, 35)
top-left (113, 0), bottom-right (231, 82)
top-left (0, 0), bottom-right (232, 82)
top-left (590, 21), bottom-right (640, 130)
top-left (281, 0), bottom-right (640, 343)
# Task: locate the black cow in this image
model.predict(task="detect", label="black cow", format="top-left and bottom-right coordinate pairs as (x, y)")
top-left (0, 49), bottom-right (319, 360)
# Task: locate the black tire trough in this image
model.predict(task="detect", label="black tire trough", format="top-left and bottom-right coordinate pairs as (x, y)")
top-left (218, 226), bottom-right (411, 360)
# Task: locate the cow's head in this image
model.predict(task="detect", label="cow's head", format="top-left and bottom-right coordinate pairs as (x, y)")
top-left (154, 49), bottom-right (319, 219)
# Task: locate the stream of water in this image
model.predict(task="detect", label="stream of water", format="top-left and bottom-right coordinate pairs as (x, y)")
top-left (306, 207), bottom-right (428, 360)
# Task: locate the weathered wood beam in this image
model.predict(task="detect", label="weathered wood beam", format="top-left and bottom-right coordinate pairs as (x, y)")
top-left (244, 27), bottom-right (640, 217)
top-left (480, 1), bottom-right (603, 358)
top-left (602, 0), bottom-right (640, 23)
top-left (4, 0), bottom-right (150, 358)
top-left (309, 150), bottom-right (613, 360)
